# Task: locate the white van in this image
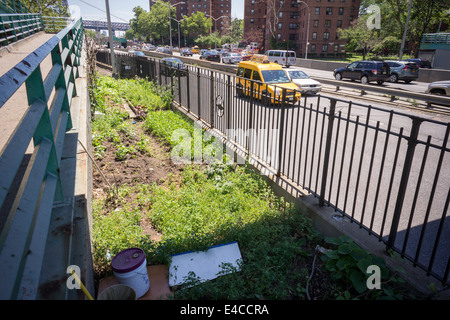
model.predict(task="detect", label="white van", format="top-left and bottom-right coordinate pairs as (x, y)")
top-left (264, 50), bottom-right (296, 67)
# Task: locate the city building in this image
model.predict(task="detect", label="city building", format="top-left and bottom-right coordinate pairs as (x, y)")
top-left (244, 0), bottom-right (361, 58)
top-left (172, 0), bottom-right (232, 34)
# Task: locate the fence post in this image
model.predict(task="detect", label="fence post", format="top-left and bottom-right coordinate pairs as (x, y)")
top-left (197, 67), bottom-right (201, 120)
top-left (186, 66), bottom-right (191, 112)
top-left (387, 116), bottom-right (423, 249)
top-left (210, 69), bottom-right (215, 128)
top-left (319, 98), bottom-right (337, 207)
top-left (276, 89), bottom-right (287, 177)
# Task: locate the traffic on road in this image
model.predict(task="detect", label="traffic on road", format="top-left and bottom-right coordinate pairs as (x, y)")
top-left (124, 43), bottom-right (446, 100)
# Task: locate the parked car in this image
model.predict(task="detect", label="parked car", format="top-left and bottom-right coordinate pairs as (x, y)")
top-left (402, 58), bottom-right (432, 69)
top-left (181, 48), bottom-right (193, 56)
top-left (385, 60), bottom-right (419, 83)
top-left (284, 67), bottom-right (322, 94)
top-left (333, 60), bottom-right (390, 84)
top-left (222, 52), bottom-right (242, 64)
top-left (425, 80), bottom-right (450, 96)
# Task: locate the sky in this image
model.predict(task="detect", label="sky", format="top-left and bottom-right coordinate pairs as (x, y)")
top-left (67, 0), bottom-right (244, 23)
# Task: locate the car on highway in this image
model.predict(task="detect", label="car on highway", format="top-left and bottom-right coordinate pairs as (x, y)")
top-left (236, 54), bottom-right (301, 104)
top-left (181, 48), bottom-right (193, 56)
top-left (160, 57), bottom-right (187, 77)
top-left (200, 50), bottom-right (221, 62)
top-left (385, 60), bottom-right (419, 83)
top-left (191, 46), bottom-right (200, 54)
top-left (402, 58), bottom-right (432, 69)
top-left (222, 52), bottom-right (242, 64)
top-left (161, 48), bottom-right (173, 55)
top-left (425, 80), bottom-right (450, 96)
top-left (133, 50), bottom-right (146, 57)
top-left (333, 60), bottom-right (390, 85)
top-left (283, 67), bottom-right (322, 94)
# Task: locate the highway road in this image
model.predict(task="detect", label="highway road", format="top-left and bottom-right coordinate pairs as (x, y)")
top-left (173, 51), bottom-right (432, 94)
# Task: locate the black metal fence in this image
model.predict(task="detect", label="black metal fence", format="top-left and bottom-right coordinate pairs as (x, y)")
top-left (96, 51), bottom-right (450, 286)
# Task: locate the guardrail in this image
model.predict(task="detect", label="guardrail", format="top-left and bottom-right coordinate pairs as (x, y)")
top-left (316, 77), bottom-right (450, 107)
top-left (0, 0), bottom-right (29, 14)
top-left (41, 16), bottom-right (73, 34)
top-left (0, 12), bottom-right (42, 45)
top-left (422, 33), bottom-right (450, 45)
top-left (0, 17), bottom-right (84, 299)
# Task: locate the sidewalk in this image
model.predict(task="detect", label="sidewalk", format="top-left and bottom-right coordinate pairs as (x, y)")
top-left (0, 32), bottom-right (54, 153)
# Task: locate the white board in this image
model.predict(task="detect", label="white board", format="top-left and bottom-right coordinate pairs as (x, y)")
top-left (168, 241), bottom-right (242, 287)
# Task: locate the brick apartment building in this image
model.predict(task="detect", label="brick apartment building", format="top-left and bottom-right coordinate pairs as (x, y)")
top-left (244, 0), bottom-right (361, 57)
top-left (164, 0), bottom-right (232, 34)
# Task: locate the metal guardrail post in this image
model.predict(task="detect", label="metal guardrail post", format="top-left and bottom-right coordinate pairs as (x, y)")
top-left (319, 98), bottom-right (337, 206)
top-left (276, 89), bottom-right (287, 177)
top-left (387, 116), bottom-right (423, 249)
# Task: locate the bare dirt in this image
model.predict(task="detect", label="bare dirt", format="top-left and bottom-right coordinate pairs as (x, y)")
top-left (92, 65), bottom-right (184, 241)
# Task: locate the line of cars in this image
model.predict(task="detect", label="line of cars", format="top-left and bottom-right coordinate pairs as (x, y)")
top-left (332, 58), bottom-right (434, 85)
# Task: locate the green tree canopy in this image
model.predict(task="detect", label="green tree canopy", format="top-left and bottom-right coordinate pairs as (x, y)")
top-left (181, 11), bottom-right (213, 39)
top-left (359, 0), bottom-right (450, 57)
top-left (22, 0), bottom-right (68, 16)
top-left (338, 15), bottom-right (380, 60)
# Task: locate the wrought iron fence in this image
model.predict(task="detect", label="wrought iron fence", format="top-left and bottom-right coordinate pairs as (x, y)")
top-left (98, 54), bottom-right (450, 287)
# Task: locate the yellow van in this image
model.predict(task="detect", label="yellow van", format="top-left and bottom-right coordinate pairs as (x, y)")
top-left (236, 54), bottom-right (301, 104)
top-left (191, 45), bottom-right (200, 54)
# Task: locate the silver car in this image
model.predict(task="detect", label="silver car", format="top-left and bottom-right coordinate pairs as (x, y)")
top-left (426, 80), bottom-right (450, 96)
top-left (385, 60), bottom-right (419, 83)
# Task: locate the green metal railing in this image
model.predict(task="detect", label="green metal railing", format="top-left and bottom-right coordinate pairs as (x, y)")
top-left (421, 33), bottom-right (450, 44)
top-left (0, 12), bottom-right (43, 45)
top-left (0, 17), bottom-right (84, 299)
top-left (42, 15), bottom-right (73, 34)
top-left (0, 0), bottom-right (29, 14)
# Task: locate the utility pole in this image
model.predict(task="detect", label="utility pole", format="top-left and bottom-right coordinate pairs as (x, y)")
top-left (299, 1), bottom-right (310, 59)
top-left (105, 0), bottom-right (116, 75)
top-left (399, 0), bottom-right (413, 60)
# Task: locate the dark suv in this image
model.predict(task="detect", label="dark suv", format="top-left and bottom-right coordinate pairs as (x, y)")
top-left (334, 60), bottom-right (391, 84)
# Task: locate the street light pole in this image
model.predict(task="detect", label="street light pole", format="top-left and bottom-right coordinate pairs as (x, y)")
top-left (105, 0), bottom-right (116, 74)
top-left (152, 1), bottom-right (184, 47)
top-left (170, 17), bottom-right (182, 48)
top-left (399, 0), bottom-right (413, 60)
top-left (206, 14), bottom-right (227, 49)
top-left (299, 1), bottom-right (310, 59)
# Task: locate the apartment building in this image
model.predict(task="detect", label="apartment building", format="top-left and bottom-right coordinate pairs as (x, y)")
top-left (244, 0), bottom-right (361, 57)
top-left (174, 0), bottom-right (232, 34)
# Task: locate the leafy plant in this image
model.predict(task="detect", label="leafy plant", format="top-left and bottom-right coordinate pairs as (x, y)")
top-left (321, 235), bottom-right (406, 299)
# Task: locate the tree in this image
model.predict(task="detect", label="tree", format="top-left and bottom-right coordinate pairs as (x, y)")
top-left (338, 15), bottom-right (381, 60)
top-left (228, 18), bottom-right (243, 40)
top-left (181, 11), bottom-right (213, 46)
top-left (359, 0), bottom-right (450, 57)
top-left (22, 0), bottom-right (68, 16)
